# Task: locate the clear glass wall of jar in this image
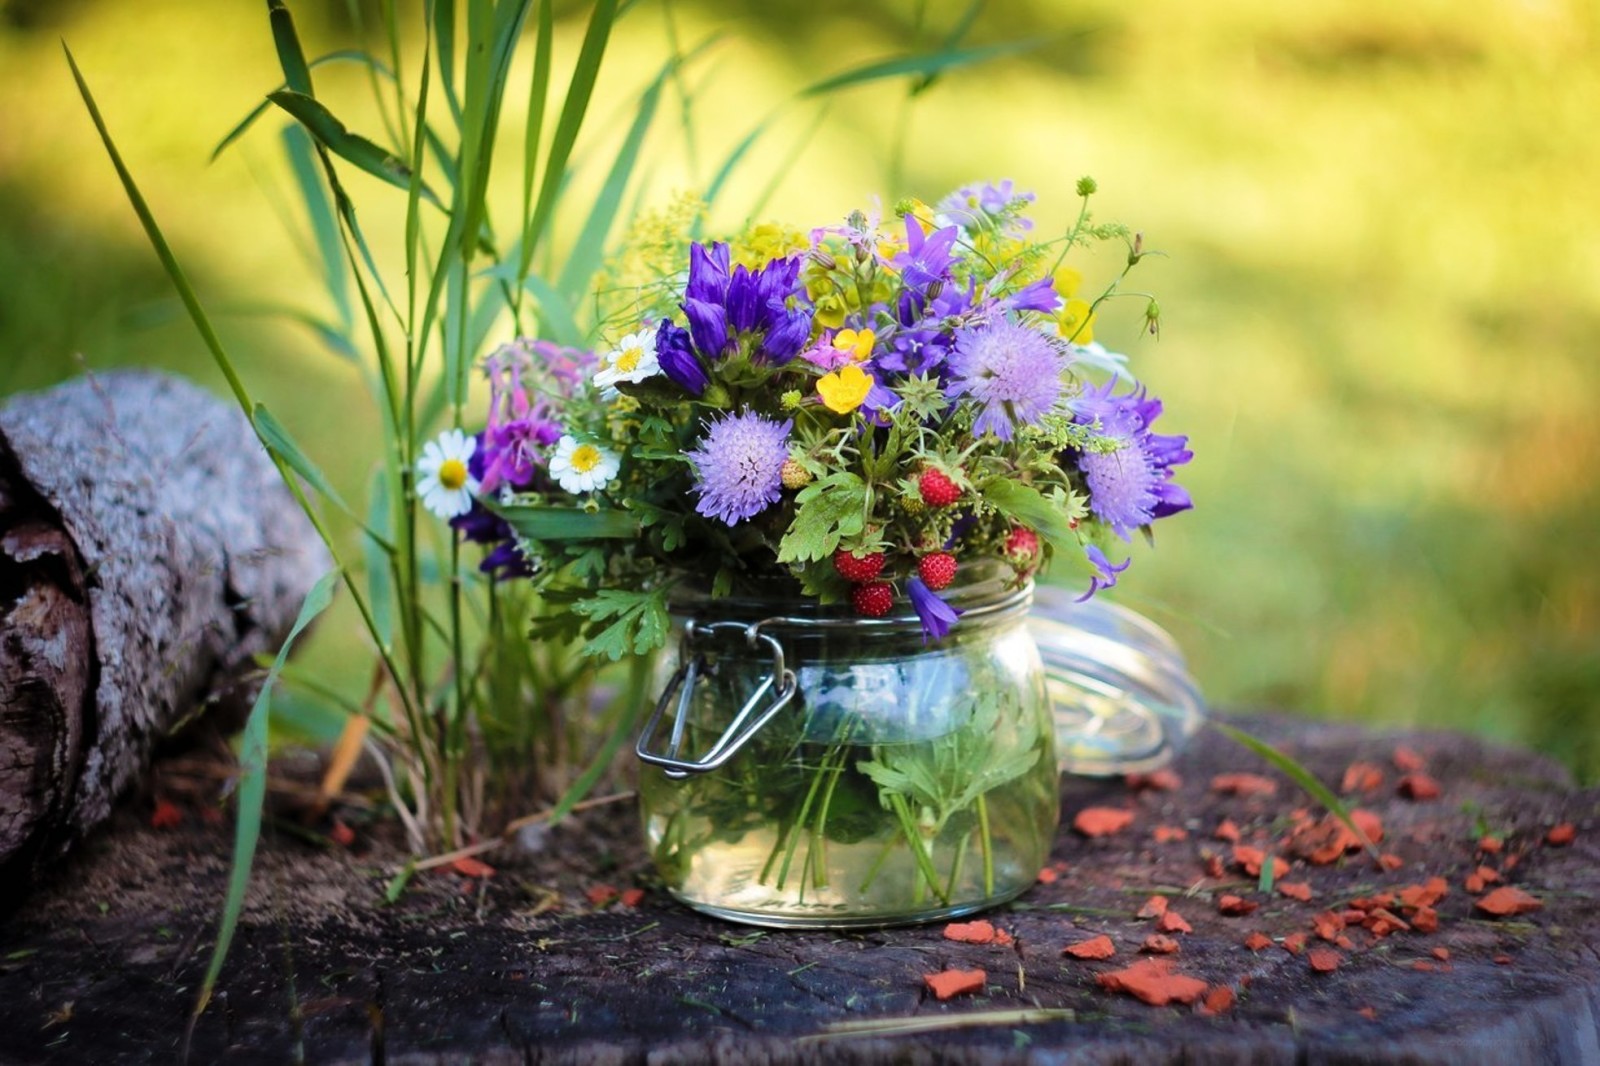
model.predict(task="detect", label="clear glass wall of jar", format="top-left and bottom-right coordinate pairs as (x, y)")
top-left (637, 570), bottom-right (1059, 928)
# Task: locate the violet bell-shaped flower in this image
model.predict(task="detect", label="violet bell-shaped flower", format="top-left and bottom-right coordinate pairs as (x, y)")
top-left (680, 241), bottom-right (811, 366)
top-left (891, 216), bottom-right (960, 292)
top-left (1076, 544), bottom-right (1131, 602)
top-left (907, 576), bottom-right (963, 643)
top-left (654, 319), bottom-right (709, 396)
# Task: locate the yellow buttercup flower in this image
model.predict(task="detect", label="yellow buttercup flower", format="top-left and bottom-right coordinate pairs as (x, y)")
top-left (832, 327), bottom-right (875, 362)
top-left (1053, 266), bottom-right (1083, 301)
top-left (817, 364), bottom-right (873, 414)
top-left (1058, 297), bottom-right (1096, 345)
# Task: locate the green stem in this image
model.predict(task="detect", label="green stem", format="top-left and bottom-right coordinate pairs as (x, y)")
top-left (888, 794), bottom-right (948, 907)
top-left (857, 836), bottom-right (896, 896)
top-left (976, 792), bottom-right (994, 897)
top-left (943, 830), bottom-right (969, 902)
top-left (772, 746), bottom-right (830, 891)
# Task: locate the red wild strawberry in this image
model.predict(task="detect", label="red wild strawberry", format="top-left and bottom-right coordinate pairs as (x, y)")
top-left (918, 552), bottom-right (958, 590)
top-left (918, 468), bottom-right (962, 508)
top-left (851, 582), bottom-right (894, 617)
top-left (1004, 526), bottom-right (1042, 572)
top-left (833, 548), bottom-right (886, 583)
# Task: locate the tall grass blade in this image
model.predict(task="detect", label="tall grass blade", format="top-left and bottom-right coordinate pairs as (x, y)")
top-left (518, 271), bottom-right (584, 347)
top-left (519, 0), bottom-right (619, 280)
top-left (269, 90), bottom-right (443, 208)
top-left (282, 124), bottom-right (352, 331)
top-left (521, 0), bottom-right (553, 244)
top-left (798, 38), bottom-right (1043, 98)
top-left (703, 108), bottom-right (778, 211)
top-left (190, 569), bottom-right (339, 1021)
top-left (433, 0), bottom-right (464, 126)
top-left (253, 403), bottom-right (350, 513)
top-left (267, 0), bottom-right (315, 95)
top-left (212, 50), bottom-right (395, 161)
top-left (558, 38), bottom-right (718, 301)
top-left (1211, 720), bottom-right (1382, 859)
top-left (365, 468), bottom-right (396, 650)
top-left (65, 44), bottom-right (252, 412)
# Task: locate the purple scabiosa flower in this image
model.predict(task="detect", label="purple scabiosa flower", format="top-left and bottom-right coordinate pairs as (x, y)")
top-left (654, 319), bottom-right (709, 396)
top-left (1070, 379), bottom-right (1193, 540)
top-left (686, 410), bottom-right (794, 525)
top-left (1076, 544), bottom-right (1131, 602)
top-left (946, 320), bottom-right (1068, 440)
top-left (907, 576), bottom-right (963, 643)
top-left (937, 180), bottom-right (1036, 232)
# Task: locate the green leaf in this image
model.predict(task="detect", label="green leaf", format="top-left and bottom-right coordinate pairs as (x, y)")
top-left (364, 468), bottom-right (395, 651)
top-left (573, 586), bottom-right (672, 660)
top-left (980, 479), bottom-right (1079, 549)
top-left (492, 502), bottom-right (641, 541)
top-left (267, 0), bottom-right (314, 95)
top-left (212, 50), bottom-right (393, 161)
top-left (777, 473), bottom-right (867, 564)
top-left (1210, 720), bottom-right (1382, 860)
top-left (384, 861), bottom-right (416, 905)
top-left (268, 90), bottom-right (442, 208)
top-left (253, 403), bottom-right (349, 513)
top-left (192, 569), bottom-right (340, 1021)
top-left (797, 38), bottom-right (1044, 98)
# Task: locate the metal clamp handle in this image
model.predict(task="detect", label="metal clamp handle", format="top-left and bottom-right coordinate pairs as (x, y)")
top-left (635, 619), bottom-right (797, 778)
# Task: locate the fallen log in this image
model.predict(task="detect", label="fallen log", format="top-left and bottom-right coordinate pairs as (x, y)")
top-left (0, 370), bottom-right (328, 891)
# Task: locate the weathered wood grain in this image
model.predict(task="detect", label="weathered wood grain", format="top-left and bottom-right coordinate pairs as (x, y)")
top-left (0, 371), bottom-right (327, 888)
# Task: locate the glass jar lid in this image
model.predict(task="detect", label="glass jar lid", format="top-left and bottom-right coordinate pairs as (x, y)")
top-left (1028, 584), bottom-right (1206, 777)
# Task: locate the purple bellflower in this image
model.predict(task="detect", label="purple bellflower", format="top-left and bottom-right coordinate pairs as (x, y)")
top-left (907, 576), bottom-right (963, 643)
top-left (1076, 544), bottom-right (1132, 602)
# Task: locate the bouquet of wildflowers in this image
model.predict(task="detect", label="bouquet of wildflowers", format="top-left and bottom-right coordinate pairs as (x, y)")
top-left (428, 179), bottom-right (1191, 658)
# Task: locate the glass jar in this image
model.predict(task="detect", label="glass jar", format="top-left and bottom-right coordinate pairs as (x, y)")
top-left (1029, 584), bottom-right (1205, 776)
top-left (636, 571), bottom-right (1058, 928)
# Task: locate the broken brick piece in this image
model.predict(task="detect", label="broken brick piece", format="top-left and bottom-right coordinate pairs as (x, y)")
top-left (1141, 934), bottom-right (1181, 955)
top-left (1213, 818), bottom-right (1242, 843)
top-left (1282, 932), bottom-right (1308, 955)
top-left (620, 888), bottom-right (646, 907)
top-left (150, 800), bottom-right (183, 830)
top-left (924, 968), bottom-right (986, 1000)
top-left (1465, 874), bottom-right (1486, 895)
top-left (1476, 865), bottom-right (1502, 885)
top-left (1073, 807), bottom-right (1136, 837)
top-left (1277, 880), bottom-right (1313, 902)
top-left (1126, 768), bottom-right (1183, 792)
top-left (1096, 959), bottom-right (1208, 1006)
top-left (1397, 877), bottom-right (1449, 910)
top-left (1136, 895), bottom-right (1170, 920)
top-left (1244, 932), bottom-right (1273, 951)
top-left (1063, 935), bottom-right (1116, 960)
top-left (1410, 907), bottom-right (1439, 934)
top-left (452, 856), bottom-right (496, 879)
top-left (1157, 910), bottom-right (1193, 935)
top-left (1036, 866), bottom-right (1060, 885)
top-left (944, 920), bottom-right (998, 945)
top-left (1397, 773), bottom-right (1442, 801)
top-left (1475, 886), bottom-right (1543, 917)
top-left (1308, 948), bottom-right (1342, 973)
top-left (1218, 894), bottom-right (1259, 916)
top-left (1312, 911), bottom-right (1346, 941)
top-left (584, 883), bottom-right (619, 905)
top-left (1431, 947), bottom-right (1451, 961)
top-left (1211, 772), bottom-right (1278, 798)
top-left (1152, 825), bottom-right (1189, 843)
top-left (1479, 835), bottom-right (1504, 854)
top-left (1546, 823), bottom-right (1577, 847)
top-left (1200, 985), bottom-right (1235, 1016)
top-left (1341, 761), bottom-right (1385, 794)
top-left (1232, 845), bottom-right (1289, 880)
top-left (1392, 745), bottom-right (1426, 772)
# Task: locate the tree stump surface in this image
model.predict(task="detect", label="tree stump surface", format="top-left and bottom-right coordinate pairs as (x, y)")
top-left (1, 713), bottom-right (1596, 1065)
top-left (0, 370), bottom-right (328, 890)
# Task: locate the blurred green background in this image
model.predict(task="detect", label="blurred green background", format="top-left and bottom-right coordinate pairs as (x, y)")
top-left (3, 0), bottom-right (1597, 776)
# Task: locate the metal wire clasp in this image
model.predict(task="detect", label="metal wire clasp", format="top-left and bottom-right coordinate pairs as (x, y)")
top-left (634, 619), bottom-right (798, 778)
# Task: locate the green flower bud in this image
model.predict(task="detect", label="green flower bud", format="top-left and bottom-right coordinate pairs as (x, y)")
top-left (1076, 175), bottom-right (1098, 197)
top-left (780, 389), bottom-right (804, 411)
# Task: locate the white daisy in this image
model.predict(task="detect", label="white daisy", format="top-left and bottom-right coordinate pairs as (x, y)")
top-left (548, 435), bottom-right (620, 495)
top-left (592, 327), bottom-right (661, 390)
top-left (416, 428), bottom-right (479, 519)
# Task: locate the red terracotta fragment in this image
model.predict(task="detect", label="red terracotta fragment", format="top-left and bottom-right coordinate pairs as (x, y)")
top-left (1277, 880), bottom-right (1313, 902)
top-left (1063, 935), bottom-right (1116, 960)
top-left (1341, 761), bottom-right (1385, 794)
top-left (1475, 886), bottom-right (1543, 917)
top-left (1244, 932), bottom-right (1274, 951)
top-left (1398, 773), bottom-right (1442, 800)
top-left (1218, 894), bottom-right (1258, 916)
top-left (924, 968), bottom-right (986, 1000)
top-left (1073, 807), bottom-right (1136, 837)
top-left (1157, 910), bottom-right (1193, 935)
top-left (1096, 958), bottom-right (1208, 1006)
top-left (1136, 895), bottom-right (1169, 919)
top-left (1546, 823), bottom-right (1577, 847)
top-left (1141, 934), bottom-right (1181, 955)
top-left (1392, 745), bottom-right (1426, 772)
top-left (1211, 772), bottom-right (1278, 798)
top-left (944, 920), bottom-right (997, 945)
top-left (1308, 948), bottom-right (1341, 973)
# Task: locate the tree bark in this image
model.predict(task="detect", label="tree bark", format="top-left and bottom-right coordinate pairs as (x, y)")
top-left (0, 370), bottom-right (328, 888)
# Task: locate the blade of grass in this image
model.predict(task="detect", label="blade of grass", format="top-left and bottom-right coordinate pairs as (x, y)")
top-left (189, 569), bottom-right (339, 1022)
top-left (433, 0), bottom-right (463, 128)
top-left (519, 0), bottom-right (553, 300)
top-left (269, 91), bottom-right (442, 208)
top-left (363, 467), bottom-right (396, 651)
top-left (212, 50), bottom-right (395, 161)
top-left (253, 403), bottom-right (351, 513)
top-left (557, 37), bottom-right (718, 302)
top-left (546, 653), bottom-right (649, 823)
top-left (282, 124), bottom-right (352, 332)
top-left (519, 0), bottom-right (619, 282)
top-left (491, 502), bottom-right (640, 540)
top-left (267, 0), bottom-right (315, 95)
top-left (1210, 720), bottom-right (1382, 859)
top-left (798, 37), bottom-right (1044, 98)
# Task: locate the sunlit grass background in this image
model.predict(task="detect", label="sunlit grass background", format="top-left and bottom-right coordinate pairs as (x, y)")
top-left (3, 0), bottom-right (1597, 777)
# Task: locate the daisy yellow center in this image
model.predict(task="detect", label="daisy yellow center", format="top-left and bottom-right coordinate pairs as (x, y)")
top-left (570, 444), bottom-right (603, 473)
top-left (438, 458), bottom-right (469, 491)
top-left (615, 346), bottom-right (643, 372)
